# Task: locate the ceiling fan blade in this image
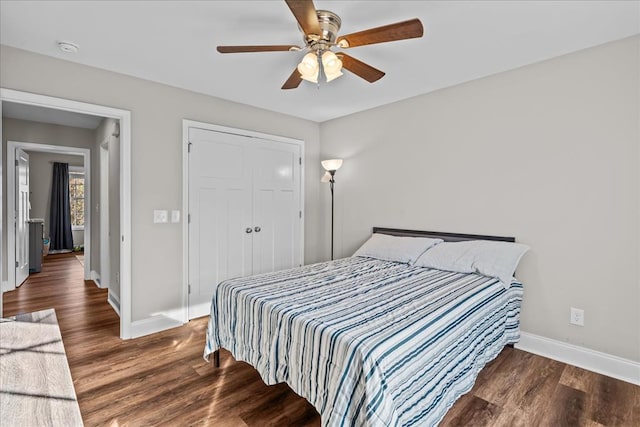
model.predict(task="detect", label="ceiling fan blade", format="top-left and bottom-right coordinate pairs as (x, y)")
top-left (337, 18), bottom-right (424, 48)
top-left (282, 68), bottom-right (303, 89)
top-left (217, 45), bottom-right (300, 53)
top-left (285, 0), bottom-right (321, 36)
top-left (338, 53), bottom-right (385, 83)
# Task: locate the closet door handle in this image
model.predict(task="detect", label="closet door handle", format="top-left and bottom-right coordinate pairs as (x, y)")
top-left (254, 226), bottom-right (261, 233)
top-left (245, 227), bottom-right (253, 234)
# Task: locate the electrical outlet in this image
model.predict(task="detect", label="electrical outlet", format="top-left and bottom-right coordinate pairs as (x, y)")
top-left (171, 210), bottom-right (180, 223)
top-left (570, 307), bottom-right (584, 326)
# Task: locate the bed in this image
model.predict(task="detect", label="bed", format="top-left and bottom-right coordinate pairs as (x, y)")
top-left (204, 228), bottom-right (525, 426)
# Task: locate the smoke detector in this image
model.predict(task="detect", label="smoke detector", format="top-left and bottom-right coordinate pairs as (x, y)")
top-left (57, 41), bottom-right (79, 53)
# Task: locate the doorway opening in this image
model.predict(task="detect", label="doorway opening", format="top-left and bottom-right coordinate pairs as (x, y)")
top-left (7, 141), bottom-right (91, 286)
top-left (0, 88), bottom-right (132, 338)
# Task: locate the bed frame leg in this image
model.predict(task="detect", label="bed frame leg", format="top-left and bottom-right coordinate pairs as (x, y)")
top-left (214, 350), bottom-right (220, 368)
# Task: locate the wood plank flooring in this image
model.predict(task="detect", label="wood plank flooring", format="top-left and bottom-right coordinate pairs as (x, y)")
top-left (3, 253), bottom-right (639, 426)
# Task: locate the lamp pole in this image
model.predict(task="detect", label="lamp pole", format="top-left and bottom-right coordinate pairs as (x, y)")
top-left (321, 158), bottom-right (342, 261)
top-left (329, 170), bottom-right (336, 260)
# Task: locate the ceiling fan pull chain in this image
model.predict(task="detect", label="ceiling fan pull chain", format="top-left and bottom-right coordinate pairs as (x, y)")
top-left (317, 50), bottom-right (323, 89)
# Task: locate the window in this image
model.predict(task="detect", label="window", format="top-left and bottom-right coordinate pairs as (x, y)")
top-left (69, 170), bottom-right (85, 230)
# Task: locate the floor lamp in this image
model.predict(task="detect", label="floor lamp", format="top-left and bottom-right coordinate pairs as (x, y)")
top-left (321, 159), bottom-right (343, 260)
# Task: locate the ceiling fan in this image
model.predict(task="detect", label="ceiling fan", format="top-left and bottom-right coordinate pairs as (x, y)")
top-left (216, 0), bottom-right (424, 89)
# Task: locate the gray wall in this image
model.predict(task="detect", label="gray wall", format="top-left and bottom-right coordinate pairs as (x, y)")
top-left (26, 151), bottom-right (84, 244)
top-left (2, 118), bottom-right (96, 280)
top-left (0, 44), bottom-right (322, 322)
top-left (319, 36), bottom-right (639, 362)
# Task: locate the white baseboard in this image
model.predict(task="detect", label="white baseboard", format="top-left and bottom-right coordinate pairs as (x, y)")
top-left (130, 315), bottom-right (184, 339)
top-left (188, 301), bottom-right (212, 320)
top-left (1, 281), bottom-right (11, 293)
top-left (516, 331), bottom-right (640, 386)
top-left (90, 270), bottom-right (104, 288)
top-left (108, 290), bottom-right (121, 317)
top-left (109, 290), bottom-right (120, 305)
top-left (162, 306), bottom-right (188, 323)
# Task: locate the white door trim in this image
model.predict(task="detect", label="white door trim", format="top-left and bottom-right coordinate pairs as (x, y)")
top-left (7, 141), bottom-right (91, 285)
top-left (99, 141), bottom-right (110, 291)
top-left (182, 119), bottom-right (305, 322)
top-left (0, 88), bottom-right (133, 339)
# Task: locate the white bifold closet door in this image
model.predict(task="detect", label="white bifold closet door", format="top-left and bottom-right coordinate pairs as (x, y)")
top-left (188, 127), bottom-right (302, 319)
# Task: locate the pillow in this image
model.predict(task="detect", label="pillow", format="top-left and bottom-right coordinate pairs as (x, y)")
top-left (414, 240), bottom-right (529, 287)
top-left (353, 233), bottom-right (443, 264)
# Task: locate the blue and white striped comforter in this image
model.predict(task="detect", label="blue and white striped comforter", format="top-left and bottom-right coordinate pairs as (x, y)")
top-left (204, 257), bottom-right (523, 426)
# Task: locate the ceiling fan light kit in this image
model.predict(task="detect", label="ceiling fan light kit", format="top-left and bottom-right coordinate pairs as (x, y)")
top-left (297, 52), bottom-right (320, 83)
top-left (216, 0), bottom-right (424, 90)
top-left (322, 51), bottom-right (343, 82)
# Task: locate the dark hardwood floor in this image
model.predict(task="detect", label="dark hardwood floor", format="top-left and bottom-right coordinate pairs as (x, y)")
top-left (3, 253), bottom-right (639, 426)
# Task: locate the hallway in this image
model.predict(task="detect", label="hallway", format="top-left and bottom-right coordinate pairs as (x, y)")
top-left (3, 253), bottom-right (117, 337)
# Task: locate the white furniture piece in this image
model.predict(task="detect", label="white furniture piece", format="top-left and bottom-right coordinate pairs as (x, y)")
top-left (0, 309), bottom-right (83, 426)
top-left (187, 126), bottom-right (303, 319)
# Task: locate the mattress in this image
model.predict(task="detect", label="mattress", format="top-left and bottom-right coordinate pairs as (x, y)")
top-left (204, 256), bottom-right (523, 426)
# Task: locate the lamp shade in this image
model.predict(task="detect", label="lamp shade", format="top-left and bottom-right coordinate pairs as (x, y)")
top-left (322, 51), bottom-right (343, 83)
top-left (325, 69), bottom-right (343, 82)
top-left (321, 158), bottom-right (343, 171)
top-left (321, 171), bottom-right (332, 182)
top-left (322, 51), bottom-right (341, 72)
top-left (297, 52), bottom-right (319, 83)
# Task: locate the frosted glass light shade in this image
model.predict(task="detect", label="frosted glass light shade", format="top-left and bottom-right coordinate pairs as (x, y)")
top-left (300, 72), bottom-right (319, 83)
top-left (321, 171), bottom-right (332, 182)
top-left (321, 159), bottom-right (343, 171)
top-left (322, 51), bottom-right (343, 83)
top-left (322, 51), bottom-right (342, 73)
top-left (297, 52), bottom-right (319, 83)
top-left (325, 69), bottom-right (343, 82)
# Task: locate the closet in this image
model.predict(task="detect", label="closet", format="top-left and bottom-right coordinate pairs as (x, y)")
top-left (187, 126), bottom-right (303, 319)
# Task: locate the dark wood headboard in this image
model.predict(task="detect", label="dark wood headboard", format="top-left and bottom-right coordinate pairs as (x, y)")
top-left (373, 227), bottom-right (515, 243)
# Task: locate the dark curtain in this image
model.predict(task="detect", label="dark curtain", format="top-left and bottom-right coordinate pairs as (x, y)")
top-left (50, 162), bottom-right (74, 250)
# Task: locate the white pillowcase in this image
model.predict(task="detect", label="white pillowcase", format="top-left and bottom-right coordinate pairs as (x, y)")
top-left (413, 240), bottom-right (529, 287)
top-left (353, 234), bottom-right (444, 264)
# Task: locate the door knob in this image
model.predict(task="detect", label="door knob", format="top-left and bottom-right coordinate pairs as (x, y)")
top-left (254, 226), bottom-right (261, 233)
top-left (245, 227), bottom-right (253, 233)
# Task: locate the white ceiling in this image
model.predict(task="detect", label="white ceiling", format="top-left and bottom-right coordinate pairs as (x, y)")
top-left (1, 1), bottom-right (638, 123)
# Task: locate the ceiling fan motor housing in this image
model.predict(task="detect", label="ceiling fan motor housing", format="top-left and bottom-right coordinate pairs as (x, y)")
top-left (305, 10), bottom-right (342, 49)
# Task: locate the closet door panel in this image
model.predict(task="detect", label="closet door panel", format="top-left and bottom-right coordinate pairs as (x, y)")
top-left (252, 141), bottom-right (301, 275)
top-left (225, 188), bottom-right (253, 279)
top-left (188, 129), bottom-right (252, 319)
top-left (188, 126), bottom-right (302, 319)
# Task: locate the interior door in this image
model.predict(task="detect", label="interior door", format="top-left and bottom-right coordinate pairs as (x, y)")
top-left (15, 148), bottom-right (30, 286)
top-left (188, 128), bottom-right (253, 319)
top-left (251, 140), bottom-right (302, 274)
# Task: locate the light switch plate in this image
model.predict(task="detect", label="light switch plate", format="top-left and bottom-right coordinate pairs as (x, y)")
top-left (171, 210), bottom-right (180, 223)
top-left (153, 210), bottom-right (168, 223)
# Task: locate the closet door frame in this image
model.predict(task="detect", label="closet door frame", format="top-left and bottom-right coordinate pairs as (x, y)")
top-left (181, 120), bottom-right (305, 323)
